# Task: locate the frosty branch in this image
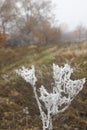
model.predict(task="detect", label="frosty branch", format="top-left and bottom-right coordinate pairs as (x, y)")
top-left (16, 64), bottom-right (85, 130)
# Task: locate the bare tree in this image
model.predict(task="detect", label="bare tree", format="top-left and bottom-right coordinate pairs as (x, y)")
top-left (75, 24), bottom-right (87, 42)
top-left (0, 0), bottom-right (18, 34)
top-left (1, 0), bottom-right (61, 46)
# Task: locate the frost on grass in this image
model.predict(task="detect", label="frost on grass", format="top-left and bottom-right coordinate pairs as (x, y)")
top-left (16, 64), bottom-right (85, 130)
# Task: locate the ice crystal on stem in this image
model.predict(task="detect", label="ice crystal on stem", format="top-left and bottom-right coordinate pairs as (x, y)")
top-left (16, 64), bottom-right (85, 130)
top-left (16, 65), bottom-right (37, 86)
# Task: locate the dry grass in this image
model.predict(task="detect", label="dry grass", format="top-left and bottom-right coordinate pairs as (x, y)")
top-left (0, 42), bottom-right (87, 130)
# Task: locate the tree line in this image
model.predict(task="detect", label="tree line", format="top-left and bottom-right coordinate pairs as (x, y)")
top-left (0, 0), bottom-right (61, 47)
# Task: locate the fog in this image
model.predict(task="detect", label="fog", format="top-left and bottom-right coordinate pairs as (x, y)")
top-left (52, 0), bottom-right (87, 30)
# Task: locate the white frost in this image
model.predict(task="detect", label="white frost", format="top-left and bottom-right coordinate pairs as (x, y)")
top-left (16, 64), bottom-right (85, 130)
top-left (16, 65), bottom-right (37, 86)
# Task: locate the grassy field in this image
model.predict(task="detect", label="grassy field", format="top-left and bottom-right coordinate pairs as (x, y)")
top-left (0, 42), bottom-right (87, 130)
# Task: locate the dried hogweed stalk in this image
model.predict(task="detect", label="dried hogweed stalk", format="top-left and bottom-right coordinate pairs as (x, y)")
top-left (16, 64), bottom-right (85, 130)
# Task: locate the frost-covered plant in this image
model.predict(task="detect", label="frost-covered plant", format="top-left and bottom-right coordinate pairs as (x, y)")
top-left (16, 64), bottom-right (85, 130)
top-left (16, 65), bottom-right (37, 86)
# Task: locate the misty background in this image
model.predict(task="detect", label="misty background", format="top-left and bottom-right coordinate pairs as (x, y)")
top-left (0, 0), bottom-right (87, 47)
top-left (52, 0), bottom-right (87, 31)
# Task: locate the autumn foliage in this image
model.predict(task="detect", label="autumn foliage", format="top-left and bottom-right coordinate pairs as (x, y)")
top-left (0, 33), bottom-right (7, 46)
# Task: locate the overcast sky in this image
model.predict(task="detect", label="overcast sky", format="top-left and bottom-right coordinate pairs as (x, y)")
top-left (51, 0), bottom-right (87, 31)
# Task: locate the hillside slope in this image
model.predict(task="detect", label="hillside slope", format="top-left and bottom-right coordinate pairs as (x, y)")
top-left (0, 43), bottom-right (87, 130)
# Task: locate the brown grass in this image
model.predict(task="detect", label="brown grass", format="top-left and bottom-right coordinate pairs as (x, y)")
top-left (0, 42), bottom-right (87, 130)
